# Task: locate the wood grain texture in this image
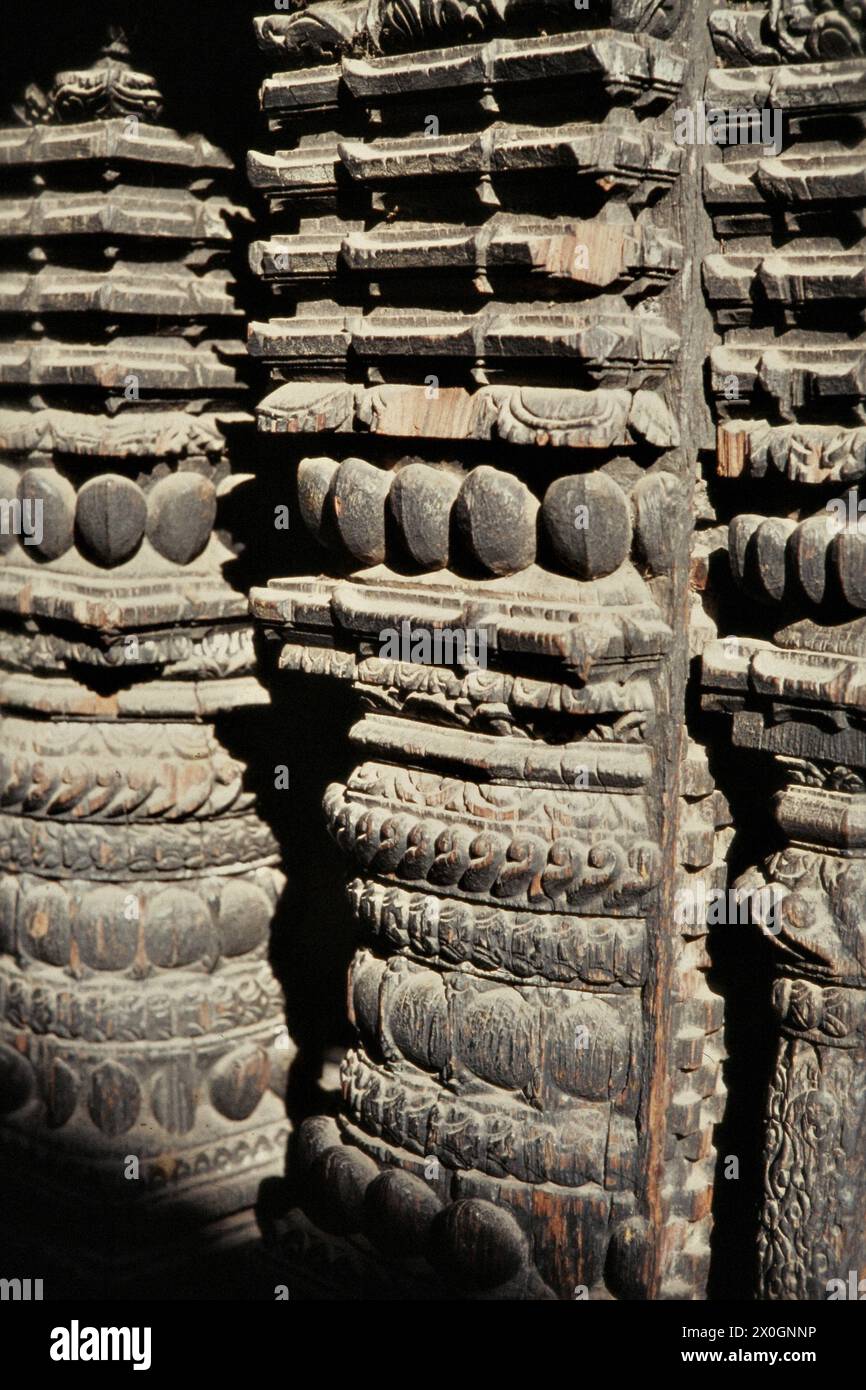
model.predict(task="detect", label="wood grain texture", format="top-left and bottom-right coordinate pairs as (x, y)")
top-left (0, 23), bottom-right (287, 1290)
top-left (701, 0), bottom-right (866, 1301)
top-left (248, 0), bottom-right (725, 1300)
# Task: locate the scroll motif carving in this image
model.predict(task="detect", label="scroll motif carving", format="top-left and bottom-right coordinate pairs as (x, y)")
top-left (248, 0), bottom-right (725, 1300)
top-left (0, 28), bottom-right (287, 1292)
top-left (701, 0), bottom-right (866, 1299)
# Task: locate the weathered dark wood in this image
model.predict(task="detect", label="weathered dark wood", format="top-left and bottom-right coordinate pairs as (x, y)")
top-left (4, 0), bottom-right (863, 1304)
top-left (0, 24), bottom-right (288, 1292)
top-left (701, 0), bottom-right (866, 1301)
top-left (248, 0), bottom-right (726, 1301)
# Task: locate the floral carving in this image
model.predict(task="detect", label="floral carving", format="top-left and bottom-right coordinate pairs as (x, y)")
top-left (766, 0), bottom-right (866, 59)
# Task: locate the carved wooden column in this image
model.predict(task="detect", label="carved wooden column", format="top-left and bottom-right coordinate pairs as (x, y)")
top-left (0, 29), bottom-right (289, 1291)
top-left (701, 0), bottom-right (866, 1299)
top-left (248, 0), bottom-right (727, 1298)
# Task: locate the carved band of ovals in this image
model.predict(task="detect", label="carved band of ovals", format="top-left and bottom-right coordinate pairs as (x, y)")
top-left (0, 956), bottom-right (285, 1044)
top-left (0, 811), bottom-right (280, 878)
top-left (0, 867), bottom-right (283, 972)
top-left (347, 878), bottom-right (649, 988)
top-left (326, 791), bottom-right (659, 912)
top-left (772, 977), bottom-right (866, 1046)
top-left (341, 1047), bottom-right (638, 1190)
top-left (332, 1115), bottom-right (624, 1298)
top-left (296, 1118), bottom-right (568, 1295)
top-left (349, 948), bottom-right (642, 1105)
top-left (0, 1018), bottom-right (287, 1135)
top-left (11, 466), bottom-right (219, 569)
